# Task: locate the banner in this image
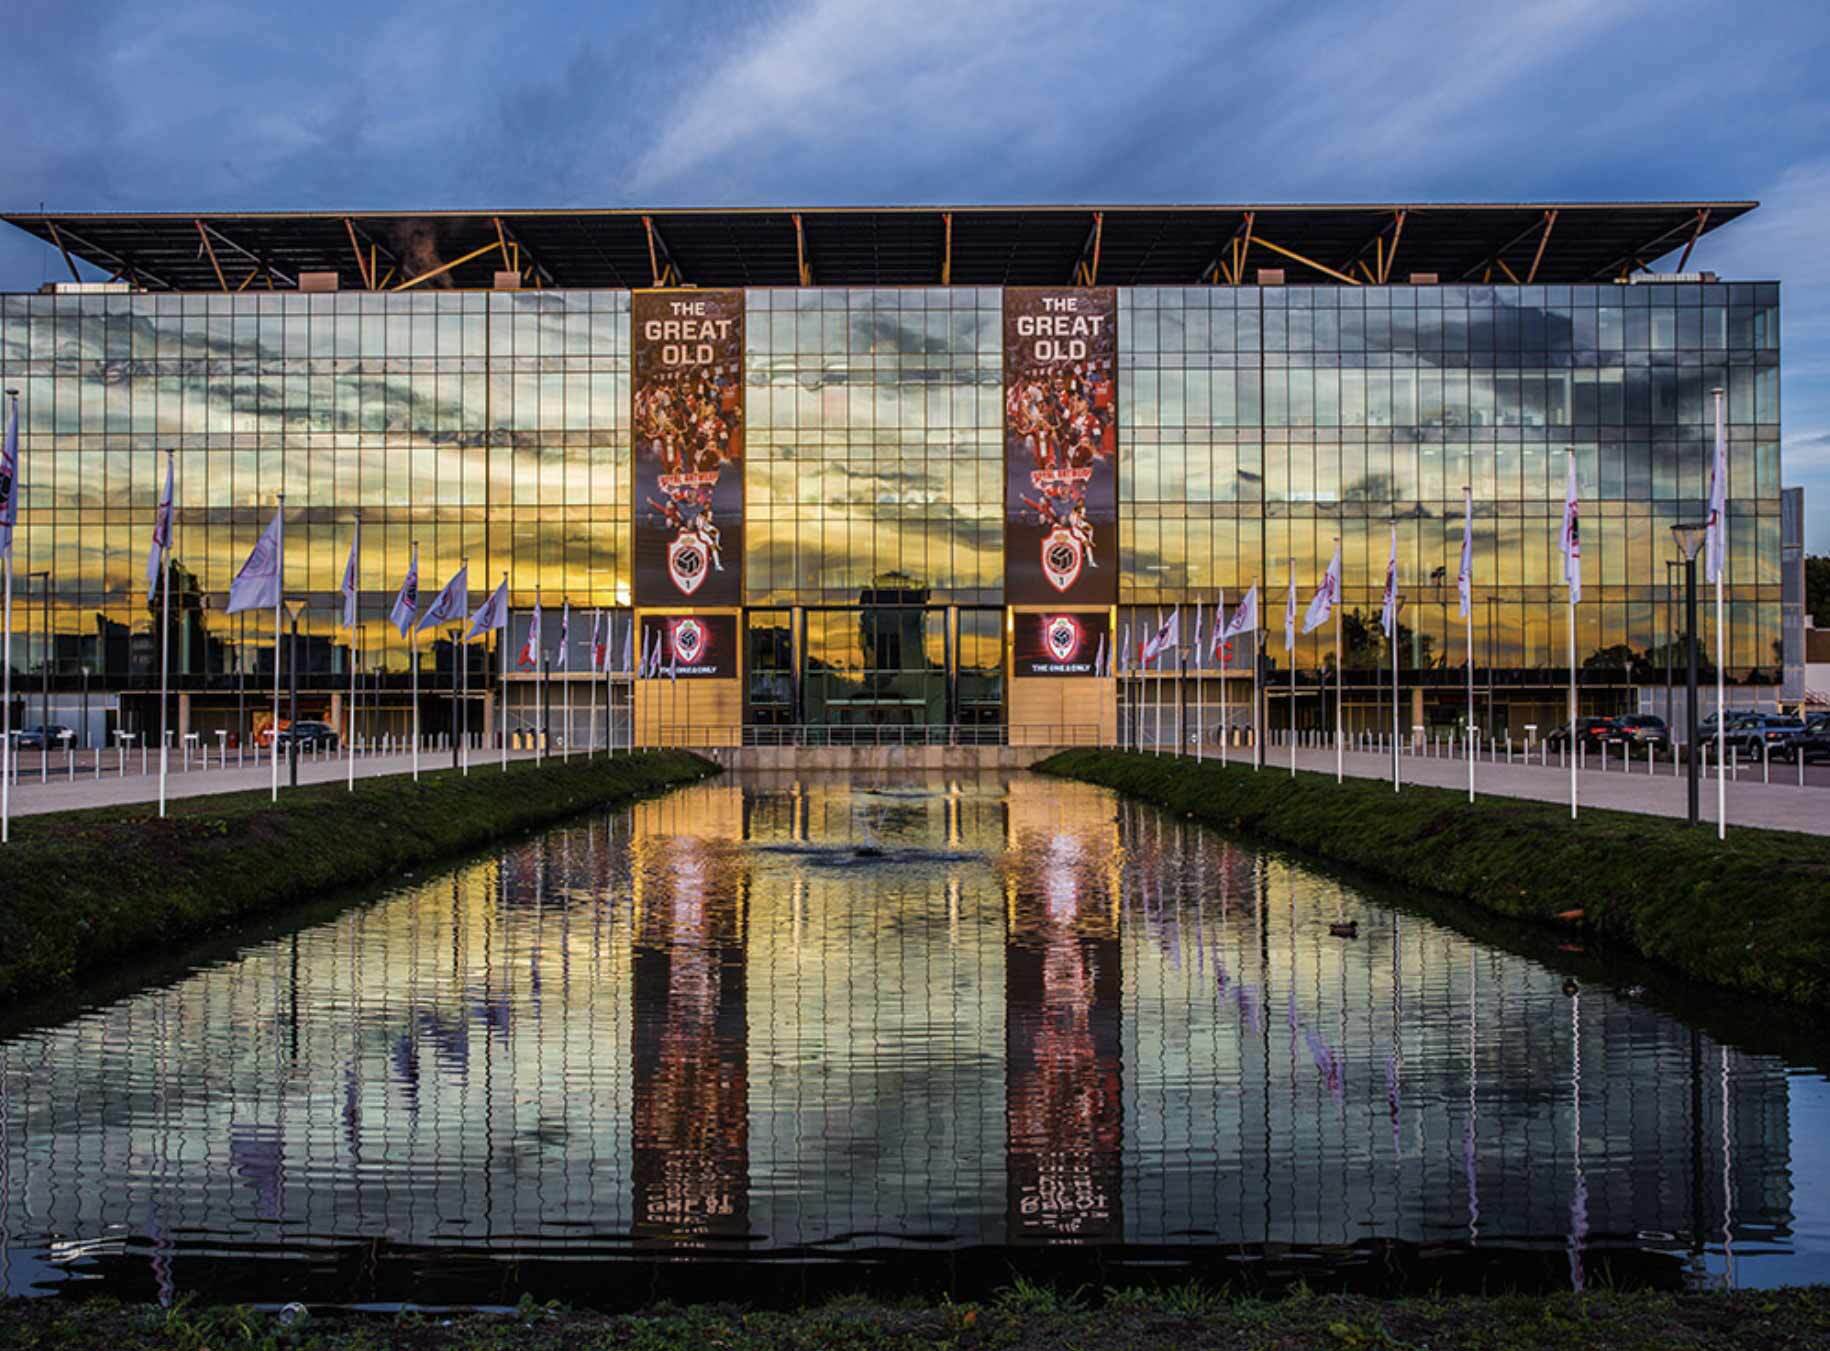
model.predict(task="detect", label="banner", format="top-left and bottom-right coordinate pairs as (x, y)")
top-left (633, 290), bottom-right (744, 605)
top-left (1004, 287), bottom-right (1118, 605)
top-left (641, 613), bottom-right (738, 679)
top-left (1014, 610), bottom-right (1111, 677)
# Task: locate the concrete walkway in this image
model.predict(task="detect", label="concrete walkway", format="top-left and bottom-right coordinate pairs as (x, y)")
top-left (1, 746), bottom-right (581, 817)
top-left (1235, 742), bottom-right (1830, 836)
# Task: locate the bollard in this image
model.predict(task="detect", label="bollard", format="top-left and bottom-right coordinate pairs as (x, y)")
top-left (1732, 746), bottom-right (1739, 781)
top-left (1763, 740), bottom-right (1769, 784)
top-left (1801, 750), bottom-right (1806, 788)
top-left (1506, 733), bottom-right (1513, 764)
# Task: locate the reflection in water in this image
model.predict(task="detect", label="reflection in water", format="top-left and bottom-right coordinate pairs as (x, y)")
top-left (0, 774), bottom-right (1819, 1306)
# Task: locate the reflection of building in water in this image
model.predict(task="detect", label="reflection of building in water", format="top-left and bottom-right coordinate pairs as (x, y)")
top-left (631, 836), bottom-right (749, 1244)
top-left (1004, 778), bottom-right (1124, 1243)
top-left (1111, 795), bottom-right (1794, 1273)
top-left (0, 778), bottom-right (1805, 1303)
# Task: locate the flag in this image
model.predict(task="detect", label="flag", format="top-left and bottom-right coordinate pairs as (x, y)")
top-left (417, 564), bottom-right (468, 631)
top-left (1302, 543), bottom-right (1341, 635)
top-left (1118, 622), bottom-right (1130, 675)
top-left (1193, 602), bottom-right (1205, 669)
top-left (1142, 607), bottom-right (1180, 664)
top-left (1222, 585), bottom-right (1258, 643)
top-left (225, 511), bottom-right (283, 614)
top-left (622, 618), bottom-right (634, 673)
top-left (1379, 525), bottom-right (1399, 639)
top-left (390, 544), bottom-right (420, 637)
top-left (591, 610), bottom-right (605, 672)
top-left (518, 601), bottom-right (542, 669)
top-left (1283, 572), bottom-right (1297, 652)
top-left (1559, 453), bottom-right (1582, 604)
top-left (639, 628), bottom-right (654, 678)
top-left (554, 603), bottom-right (570, 670)
top-left (340, 523), bottom-right (360, 629)
top-left (1457, 486), bottom-right (1474, 620)
top-left (666, 626), bottom-right (678, 682)
top-left (1705, 390), bottom-right (1728, 583)
top-left (466, 578), bottom-right (507, 639)
top-left (146, 453), bottom-right (174, 595)
top-left (1094, 632), bottom-right (1107, 677)
top-left (0, 395), bottom-right (18, 557)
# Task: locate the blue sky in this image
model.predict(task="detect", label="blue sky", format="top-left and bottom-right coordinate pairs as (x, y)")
top-left (5, 0), bottom-right (1827, 546)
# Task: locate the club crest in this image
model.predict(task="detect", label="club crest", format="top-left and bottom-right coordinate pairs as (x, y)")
top-left (672, 617), bottom-right (706, 666)
top-left (1046, 614), bottom-right (1082, 664)
top-left (1041, 526), bottom-right (1083, 594)
top-left (668, 534), bottom-right (709, 596)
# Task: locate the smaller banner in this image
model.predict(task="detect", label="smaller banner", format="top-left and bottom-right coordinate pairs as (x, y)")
top-left (642, 614), bottom-right (738, 679)
top-left (1014, 611), bottom-right (1110, 678)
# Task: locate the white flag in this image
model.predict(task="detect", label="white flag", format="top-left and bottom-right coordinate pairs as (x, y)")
top-left (1283, 572), bottom-right (1298, 653)
top-left (1193, 601), bottom-right (1205, 670)
top-left (1142, 607), bottom-right (1180, 664)
top-left (1560, 453), bottom-right (1582, 604)
top-left (390, 544), bottom-right (420, 637)
top-left (466, 578), bottom-right (507, 639)
top-left (1094, 632), bottom-right (1107, 677)
top-left (146, 454), bottom-right (174, 595)
top-left (554, 603), bottom-right (570, 670)
top-left (225, 511), bottom-right (283, 614)
top-left (1302, 543), bottom-right (1341, 635)
top-left (340, 523), bottom-right (360, 629)
top-left (1118, 622), bottom-right (1131, 675)
top-left (1706, 391), bottom-right (1728, 584)
top-left (518, 601), bottom-right (542, 670)
top-left (622, 618), bottom-right (635, 673)
top-left (1457, 486), bottom-right (1474, 620)
top-left (1223, 585), bottom-right (1258, 643)
top-left (639, 627), bottom-right (654, 678)
top-left (0, 395), bottom-right (18, 557)
top-left (417, 564), bottom-right (468, 631)
top-left (1379, 525), bottom-right (1399, 639)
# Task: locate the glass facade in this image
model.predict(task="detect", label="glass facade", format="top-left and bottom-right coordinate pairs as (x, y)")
top-left (0, 279), bottom-right (1783, 735)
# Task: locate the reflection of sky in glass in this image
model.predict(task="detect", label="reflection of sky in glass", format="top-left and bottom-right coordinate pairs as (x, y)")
top-left (0, 772), bottom-right (1823, 1305)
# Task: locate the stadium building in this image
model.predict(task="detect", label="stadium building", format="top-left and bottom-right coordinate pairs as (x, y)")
top-left (0, 204), bottom-right (1799, 749)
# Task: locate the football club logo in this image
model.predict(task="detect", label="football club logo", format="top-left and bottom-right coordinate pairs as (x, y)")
top-left (1046, 614), bottom-right (1082, 665)
top-left (668, 534), bottom-right (709, 596)
top-left (1041, 526), bottom-right (1084, 594)
top-left (672, 617), bottom-right (706, 667)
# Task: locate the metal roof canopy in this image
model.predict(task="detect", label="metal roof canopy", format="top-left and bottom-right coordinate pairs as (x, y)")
top-left (1, 202), bottom-right (1757, 293)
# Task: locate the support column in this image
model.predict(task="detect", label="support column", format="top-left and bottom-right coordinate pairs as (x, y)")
top-left (177, 692), bottom-right (192, 740)
top-left (1411, 686), bottom-right (1424, 751)
top-left (329, 691), bottom-right (343, 734)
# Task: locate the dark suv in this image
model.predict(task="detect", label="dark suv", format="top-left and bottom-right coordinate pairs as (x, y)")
top-left (15, 724), bottom-right (77, 750)
top-left (1777, 713), bottom-right (1829, 765)
top-left (1725, 714), bottom-right (1804, 760)
top-left (275, 720), bottom-right (340, 750)
top-left (1609, 714), bottom-right (1669, 750)
top-left (1546, 717), bottom-right (1617, 749)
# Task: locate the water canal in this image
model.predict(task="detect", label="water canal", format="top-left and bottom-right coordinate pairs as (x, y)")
top-left (2, 773), bottom-right (1827, 1307)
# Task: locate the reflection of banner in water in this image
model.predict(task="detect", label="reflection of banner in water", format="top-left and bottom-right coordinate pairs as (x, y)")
top-left (632, 840), bottom-right (749, 1242)
top-left (633, 290), bottom-right (744, 605)
top-left (1006, 831), bottom-right (1122, 1243)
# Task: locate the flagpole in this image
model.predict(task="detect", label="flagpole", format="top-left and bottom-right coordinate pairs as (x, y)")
top-left (459, 616), bottom-right (469, 777)
top-left (536, 589), bottom-right (544, 763)
top-left (1251, 581), bottom-right (1261, 771)
top-left (500, 573), bottom-right (510, 772)
top-left (589, 610), bottom-right (600, 759)
top-left (1712, 387), bottom-right (1727, 841)
top-left (1564, 449), bottom-right (1577, 821)
top-left (347, 512), bottom-right (359, 792)
top-left (1288, 558), bottom-right (1296, 779)
top-left (1391, 598), bottom-right (1401, 793)
top-left (410, 539), bottom-right (420, 783)
top-left (1195, 601), bottom-right (1205, 763)
top-left (158, 449), bottom-right (173, 818)
top-left (1153, 606), bottom-right (1163, 756)
top-left (271, 495), bottom-right (283, 803)
top-left (1217, 590), bottom-right (1227, 766)
top-left (1333, 535), bottom-right (1343, 785)
top-left (1463, 485), bottom-right (1474, 804)
top-left (562, 605), bottom-right (572, 762)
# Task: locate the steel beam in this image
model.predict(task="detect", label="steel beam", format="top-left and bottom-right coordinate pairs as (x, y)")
top-left (195, 220), bottom-right (229, 291)
top-left (642, 215), bottom-right (682, 287)
top-left (793, 213), bottom-right (813, 286)
top-left (493, 216), bottom-right (556, 287)
top-left (392, 240), bottom-right (501, 291)
top-left (38, 222), bottom-right (174, 290)
top-left (1248, 233), bottom-right (1361, 286)
top-left (1072, 211), bottom-right (1104, 286)
top-left (44, 221), bottom-right (82, 283)
top-left (344, 218), bottom-right (373, 289)
top-left (1525, 208), bottom-right (1558, 285)
top-left (1675, 207), bottom-right (1711, 273)
top-left (198, 221), bottom-right (297, 288)
top-left (941, 212), bottom-right (952, 286)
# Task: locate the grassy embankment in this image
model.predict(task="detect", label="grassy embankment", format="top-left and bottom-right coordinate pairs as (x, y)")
top-left (0, 751), bottom-right (716, 1005)
top-left (3, 1286), bottom-right (1828, 1350)
top-left (1035, 749), bottom-right (1830, 1008)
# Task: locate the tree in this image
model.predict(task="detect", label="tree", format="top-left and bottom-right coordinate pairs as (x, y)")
top-left (1808, 555), bottom-right (1830, 628)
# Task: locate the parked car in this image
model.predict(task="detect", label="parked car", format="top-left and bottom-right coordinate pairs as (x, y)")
top-left (1724, 713), bottom-right (1804, 760)
top-left (1545, 717), bottom-right (1617, 749)
top-left (1776, 713), bottom-right (1830, 765)
top-left (1608, 714), bottom-right (1669, 750)
top-left (14, 723), bottom-right (76, 750)
top-left (269, 720), bottom-right (340, 751)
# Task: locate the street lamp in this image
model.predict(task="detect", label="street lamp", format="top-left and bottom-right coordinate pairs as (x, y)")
top-left (1670, 523), bottom-right (1708, 826)
top-left (284, 598), bottom-right (306, 788)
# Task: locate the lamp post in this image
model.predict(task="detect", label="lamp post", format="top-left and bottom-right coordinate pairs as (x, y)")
top-left (284, 598), bottom-right (306, 788)
top-left (1671, 523), bottom-right (1707, 827)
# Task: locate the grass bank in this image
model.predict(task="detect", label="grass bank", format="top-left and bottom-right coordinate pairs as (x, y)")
top-left (1035, 749), bottom-right (1830, 1007)
top-left (3, 1287), bottom-right (1828, 1350)
top-left (0, 751), bottom-right (716, 1005)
